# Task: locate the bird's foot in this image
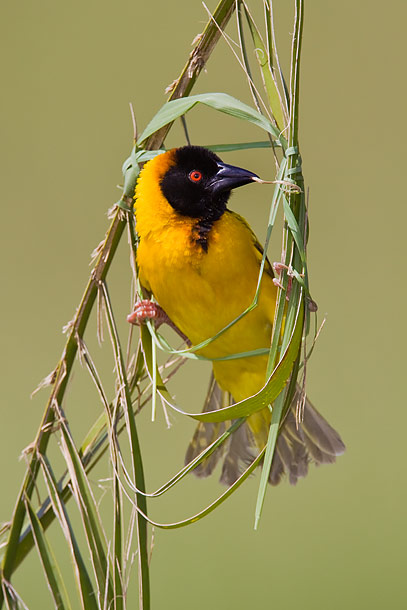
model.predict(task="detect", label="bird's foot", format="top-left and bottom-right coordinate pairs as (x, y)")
top-left (272, 262), bottom-right (294, 300)
top-left (272, 263), bottom-right (318, 311)
top-left (127, 299), bottom-right (168, 326)
top-left (272, 262), bottom-right (306, 300)
top-left (127, 300), bottom-right (190, 343)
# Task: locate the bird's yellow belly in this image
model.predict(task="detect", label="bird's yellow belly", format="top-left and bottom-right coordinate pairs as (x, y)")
top-left (137, 215), bottom-right (277, 411)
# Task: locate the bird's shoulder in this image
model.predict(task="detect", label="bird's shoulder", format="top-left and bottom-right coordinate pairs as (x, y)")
top-left (223, 210), bottom-right (274, 280)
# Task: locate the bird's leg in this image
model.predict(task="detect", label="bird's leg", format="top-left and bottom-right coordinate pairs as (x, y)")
top-left (127, 300), bottom-right (190, 344)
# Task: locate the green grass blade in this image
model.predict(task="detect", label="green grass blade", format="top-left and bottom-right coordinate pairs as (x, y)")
top-left (126, 445), bottom-right (266, 530)
top-left (58, 419), bottom-right (114, 606)
top-left (24, 496), bottom-right (72, 610)
top-left (206, 140), bottom-right (280, 152)
top-left (264, 0), bottom-right (289, 116)
top-left (40, 457), bottom-right (98, 610)
top-left (101, 282), bottom-right (150, 610)
top-left (112, 473), bottom-right (123, 610)
top-left (0, 209), bottom-right (128, 598)
top-left (1, 581), bottom-right (29, 610)
top-left (253, 391), bottom-right (285, 530)
top-left (282, 193), bottom-right (306, 264)
top-left (137, 92), bottom-right (284, 145)
top-left (133, 141), bottom-right (279, 166)
top-left (236, 0), bottom-right (266, 119)
top-left (118, 418), bottom-right (245, 499)
top-left (254, 349), bottom-right (300, 530)
top-left (241, 1), bottom-right (285, 130)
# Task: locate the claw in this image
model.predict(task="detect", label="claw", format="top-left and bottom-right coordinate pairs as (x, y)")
top-left (272, 278), bottom-right (285, 290)
top-left (127, 300), bottom-right (167, 326)
top-left (272, 262), bottom-right (306, 302)
top-left (272, 264), bottom-right (292, 301)
top-left (127, 299), bottom-right (190, 344)
top-left (272, 262), bottom-right (290, 275)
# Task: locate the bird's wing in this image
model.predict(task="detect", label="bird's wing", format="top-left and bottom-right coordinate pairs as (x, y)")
top-left (227, 210), bottom-right (274, 280)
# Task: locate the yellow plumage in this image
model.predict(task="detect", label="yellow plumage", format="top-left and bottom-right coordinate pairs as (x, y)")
top-left (133, 146), bottom-right (344, 485)
top-left (135, 149), bottom-right (276, 446)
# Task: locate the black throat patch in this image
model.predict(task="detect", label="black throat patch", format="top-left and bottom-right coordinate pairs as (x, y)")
top-left (192, 205), bottom-right (225, 253)
top-left (194, 217), bottom-right (214, 253)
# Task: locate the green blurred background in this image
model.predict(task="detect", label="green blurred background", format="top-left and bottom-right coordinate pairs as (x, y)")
top-left (1, 0), bottom-right (406, 608)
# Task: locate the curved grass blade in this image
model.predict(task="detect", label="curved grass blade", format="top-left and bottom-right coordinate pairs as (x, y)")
top-left (116, 417), bottom-right (245, 500)
top-left (122, 447), bottom-right (266, 530)
top-left (24, 496), bottom-right (72, 610)
top-left (137, 93), bottom-right (285, 146)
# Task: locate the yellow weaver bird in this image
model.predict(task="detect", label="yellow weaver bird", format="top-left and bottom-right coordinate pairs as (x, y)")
top-left (128, 145), bottom-right (344, 485)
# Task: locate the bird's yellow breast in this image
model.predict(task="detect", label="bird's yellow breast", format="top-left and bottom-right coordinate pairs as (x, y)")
top-left (135, 150), bottom-right (277, 408)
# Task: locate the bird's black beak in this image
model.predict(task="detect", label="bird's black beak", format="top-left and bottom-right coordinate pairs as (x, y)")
top-left (208, 161), bottom-right (259, 195)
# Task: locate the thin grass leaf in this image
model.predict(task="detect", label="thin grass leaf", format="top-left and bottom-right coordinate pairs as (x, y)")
top-left (9, 352), bottom-right (178, 573)
top-left (24, 496), bottom-right (72, 610)
top-left (137, 92), bottom-right (284, 145)
top-left (127, 140), bottom-right (279, 172)
top-left (112, 474), bottom-right (123, 610)
top-left (58, 419), bottom-right (114, 606)
top-left (206, 140), bottom-right (279, 152)
top-left (0, 209), bottom-right (128, 593)
top-left (101, 282), bottom-right (150, 610)
top-left (1, 581), bottom-right (29, 610)
top-left (150, 324), bottom-right (157, 422)
top-left (241, 1), bottom-right (285, 130)
top-left (123, 444), bottom-right (266, 530)
top-left (282, 194), bottom-right (306, 264)
top-left (236, 0), bottom-right (265, 117)
top-left (254, 391), bottom-right (284, 530)
top-left (251, 0), bottom-right (307, 529)
top-left (101, 421), bottom-right (266, 532)
top-left (117, 417), bottom-right (245, 500)
top-left (264, 0), bottom-right (290, 119)
top-left (40, 457), bottom-right (98, 610)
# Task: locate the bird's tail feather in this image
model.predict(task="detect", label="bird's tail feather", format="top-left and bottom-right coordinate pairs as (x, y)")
top-left (185, 376), bottom-right (345, 486)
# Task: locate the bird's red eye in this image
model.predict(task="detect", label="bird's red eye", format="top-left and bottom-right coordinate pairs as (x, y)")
top-left (189, 170), bottom-right (202, 183)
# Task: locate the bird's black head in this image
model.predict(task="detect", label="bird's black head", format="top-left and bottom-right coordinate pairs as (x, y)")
top-left (159, 145), bottom-right (258, 221)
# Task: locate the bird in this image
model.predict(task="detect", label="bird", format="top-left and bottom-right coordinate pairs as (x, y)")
top-left (128, 145), bottom-right (345, 486)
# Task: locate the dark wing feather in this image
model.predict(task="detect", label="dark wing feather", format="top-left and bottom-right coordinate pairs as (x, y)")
top-left (184, 373), bottom-right (228, 477)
